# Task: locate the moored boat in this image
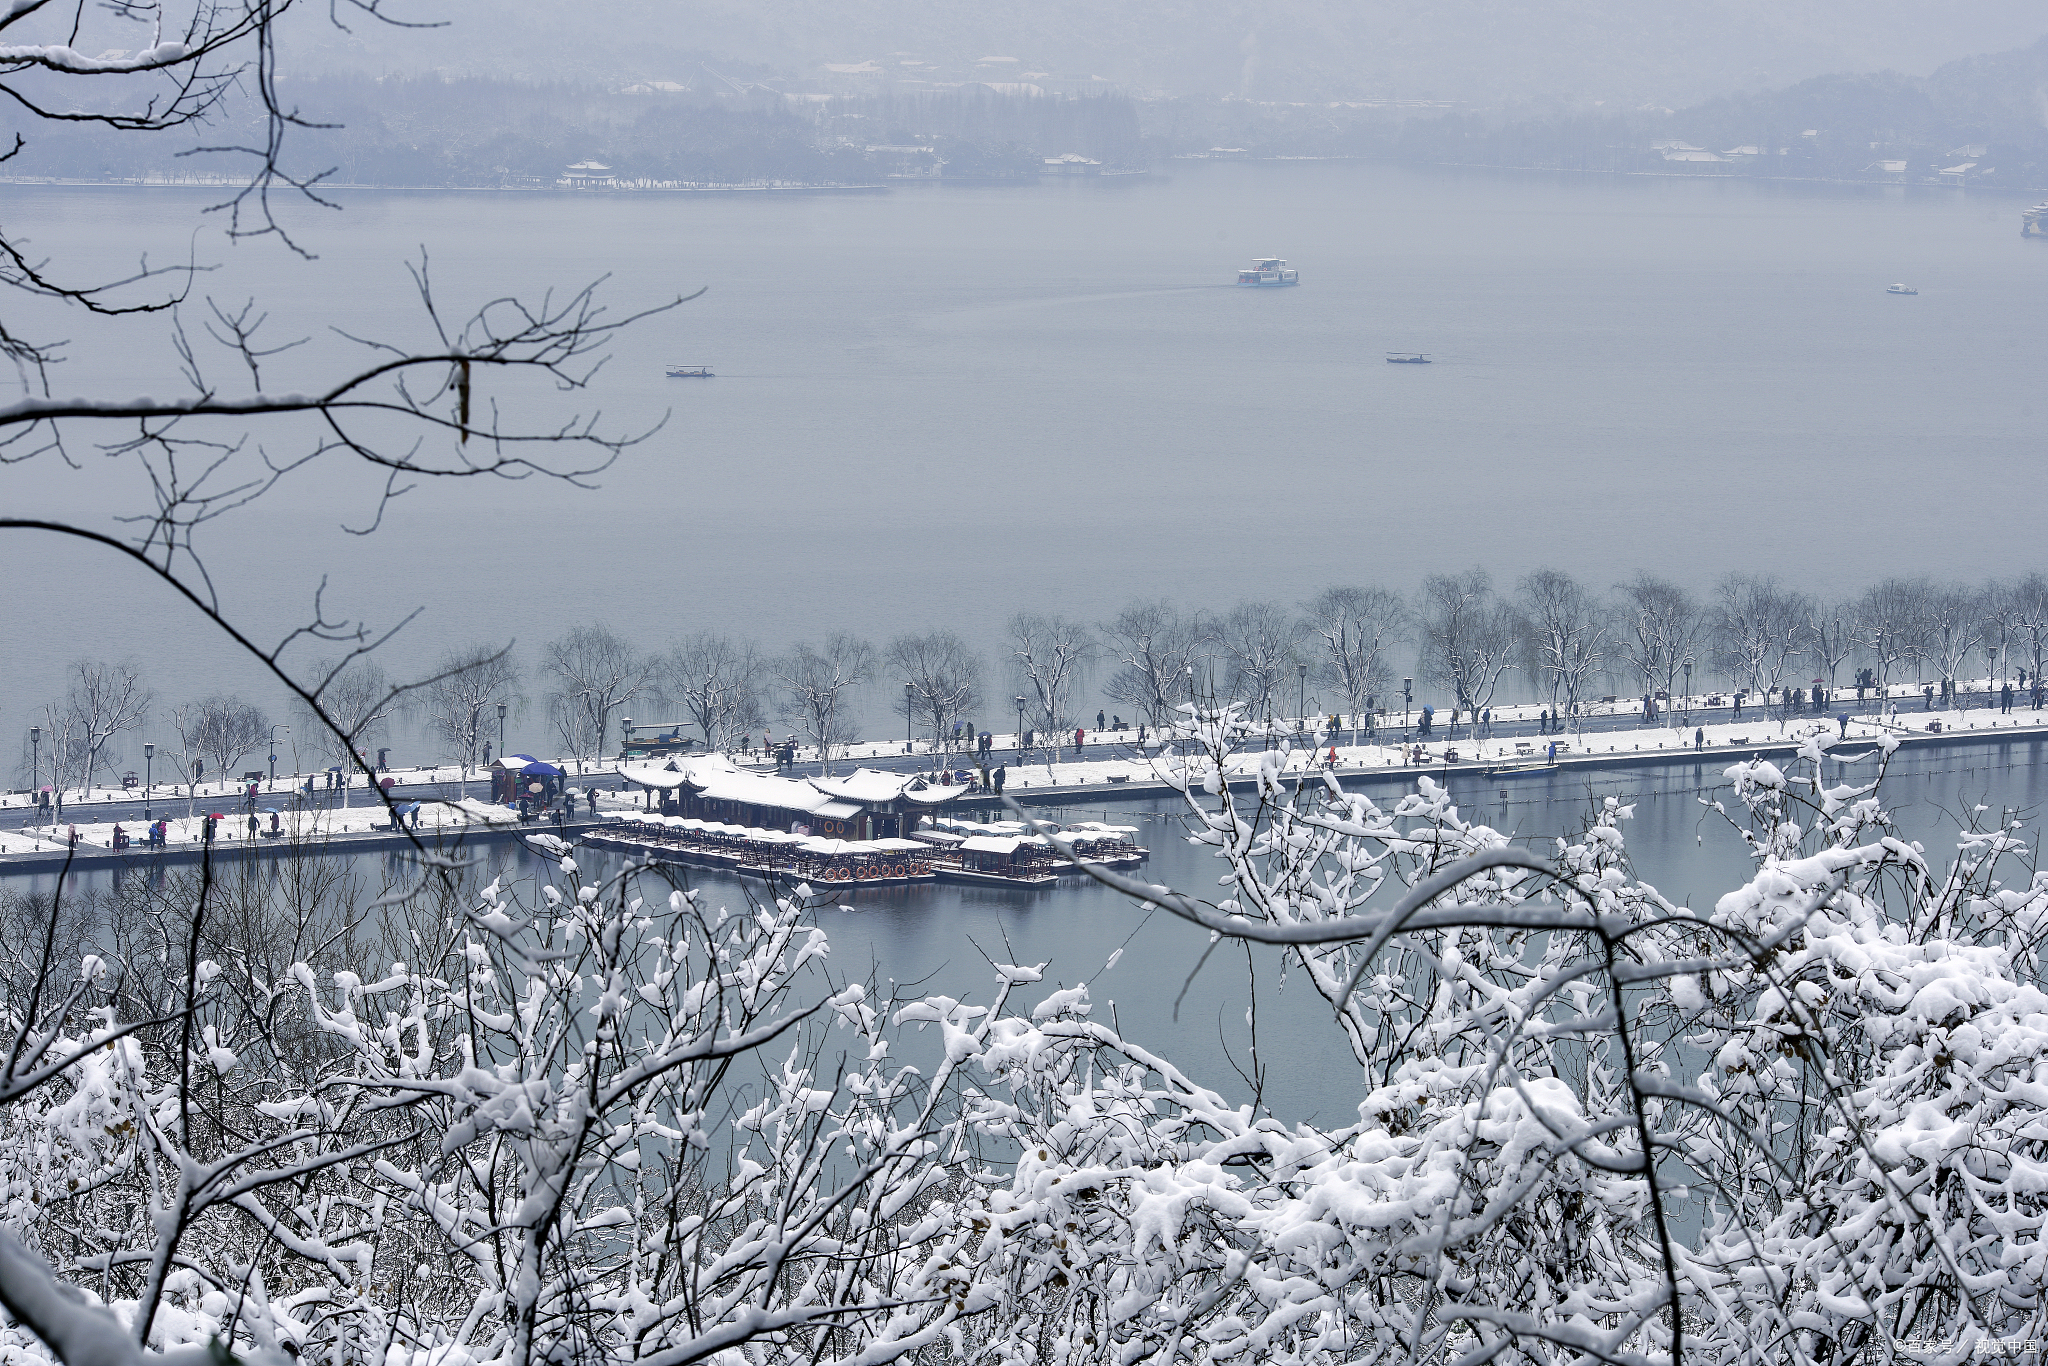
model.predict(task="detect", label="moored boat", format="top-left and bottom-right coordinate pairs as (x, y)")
top-left (1885, 283), bottom-right (1917, 295)
top-left (665, 364), bottom-right (714, 377)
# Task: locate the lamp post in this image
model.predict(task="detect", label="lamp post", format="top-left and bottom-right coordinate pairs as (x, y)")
top-left (1014, 696), bottom-right (1027, 758)
top-left (905, 682), bottom-right (915, 756)
top-left (269, 725), bottom-right (287, 790)
top-left (620, 716), bottom-right (631, 760)
top-left (497, 701), bottom-right (508, 758)
top-left (28, 726), bottom-right (39, 823)
top-left (1403, 678), bottom-right (1413, 735)
top-left (1296, 662), bottom-right (1308, 743)
top-left (144, 742), bottom-right (154, 821)
top-left (1683, 662), bottom-right (1692, 728)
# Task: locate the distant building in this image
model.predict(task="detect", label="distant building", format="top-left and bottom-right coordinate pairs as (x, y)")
top-left (1660, 148), bottom-right (1728, 163)
top-left (1948, 144), bottom-right (1988, 159)
top-left (560, 161), bottom-right (615, 189)
top-left (867, 144), bottom-right (942, 178)
top-left (1721, 146), bottom-right (1761, 158)
top-left (1041, 152), bottom-right (1103, 175)
top-left (1937, 161), bottom-right (1980, 185)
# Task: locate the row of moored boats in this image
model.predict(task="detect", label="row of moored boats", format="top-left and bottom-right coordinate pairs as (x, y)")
top-left (587, 813), bottom-right (1147, 888)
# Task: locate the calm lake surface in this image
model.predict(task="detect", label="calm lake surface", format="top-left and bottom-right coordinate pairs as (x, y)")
top-left (25, 738), bottom-right (2048, 1126)
top-left (3, 164), bottom-right (2045, 754)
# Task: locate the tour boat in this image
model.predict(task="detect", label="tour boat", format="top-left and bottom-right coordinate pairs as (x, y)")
top-left (665, 364), bottom-right (714, 377)
top-left (1885, 284), bottom-right (1917, 295)
top-left (1236, 258), bottom-right (1299, 287)
top-left (1386, 352), bottom-right (1432, 364)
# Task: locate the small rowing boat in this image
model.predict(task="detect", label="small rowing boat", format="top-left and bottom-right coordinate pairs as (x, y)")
top-left (666, 364), bottom-right (714, 377)
top-left (1386, 352), bottom-right (1431, 364)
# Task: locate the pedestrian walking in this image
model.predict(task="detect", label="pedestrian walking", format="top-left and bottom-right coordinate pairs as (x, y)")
top-left (1695, 727), bottom-right (1704, 750)
top-left (247, 812), bottom-right (259, 839)
top-left (1097, 710), bottom-right (1106, 731)
top-left (1075, 727), bottom-right (1085, 752)
top-left (994, 764), bottom-right (1007, 793)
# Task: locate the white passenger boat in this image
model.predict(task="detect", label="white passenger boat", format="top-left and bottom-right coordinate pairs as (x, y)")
top-left (1885, 283), bottom-right (1917, 295)
top-left (1236, 258), bottom-right (1300, 287)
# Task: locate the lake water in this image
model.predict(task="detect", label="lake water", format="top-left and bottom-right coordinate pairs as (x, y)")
top-left (4, 164), bottom-right (2044, 760)
top-left (22, 737), bottom-right (2048, 1126)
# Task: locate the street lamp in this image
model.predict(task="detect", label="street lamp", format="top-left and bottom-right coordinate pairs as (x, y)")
top-left (28, 726), bottom-right (39, 821)
top-left (269, 725), bottom-right (287, 790)
top-left (144, 742), bottom-right (154, 821)
top-left (1296, 662), bottom-right (1308, 742)
top-left (497, 701), bottom-right (508, 758)
top-left (905, 682), bottom-right (915, 755)
top-left (620, 716), bottom-right (631, 760)
top-left (1014, 696), bottom-right (1027, 756)
top-left (1683, 662), bottom-right (1692, 727)
top-left (1403, 678), bottom-right (1413, 734)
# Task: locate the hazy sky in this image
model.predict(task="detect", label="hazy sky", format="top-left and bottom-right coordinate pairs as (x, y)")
top-left (295, 0), bottom-right (2048, 105)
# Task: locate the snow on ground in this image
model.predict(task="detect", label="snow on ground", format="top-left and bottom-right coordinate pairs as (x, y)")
top-left (952, 705), bottom-right (2048, 790)
top-left (0, 796), bottom-right (521, 855)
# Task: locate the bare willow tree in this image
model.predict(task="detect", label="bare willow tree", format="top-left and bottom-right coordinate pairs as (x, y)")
top-left (292, 659), bottom-right (399, 804)
top-left (1100, 599), bottom-right (1204, 733)
top-left (2016, 572), bottom-right (2048, 690)
top-left (1417, 569), bottom-right (1518, 733)
top-left (774, 633), bottom-right (875, 774)
top-left (1712, 574), bottom-right (1810, 716)
top-left (1854, 576), bottom-right (1930, 702)
top-left (1614, 571), bottom-right (1703, 724)
top-left (1516, 569), bottom-right (1605, 732)
top-left (1808, 597), bottom-right (1858, 693)
top-left (1213, 600), bottom-right (1299, 727)
top-left (1981, 578), bottom-right (2025, 689)
top-left (656, 632), bottom-right (766, 753)
top-left (1923, 582), bottom-right (1983, 702)
top-left (544, 623), bottom-right (650, 766)
top-left (1300, 585), bottom-right (1406, 747)
top-left (1008, 613), bottom-right (1094, 766)
top-left (419, 645), bottom-right (522, 791)
top-left (53, 659), bottom-right (154, 796)
top-left (180, 693), bottom-right (271, 782)
top-left (887, 630), bottom-right (983, 752)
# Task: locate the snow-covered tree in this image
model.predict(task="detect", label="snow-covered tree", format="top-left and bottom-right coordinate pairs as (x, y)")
top-left (420, 645), bottom-right (524, 789)
top-left (887, 629), bottom-right (984, 752)
top-left (1100, 599), bottom-right (1205, 732)
top-left (1008, 613), bottom-right (1094, 765)
top-left (657, 631), bottom-right (766, 752)
top-left (1302, 584), bottom-right (1407, 747)
top-left (544, 624), bottom-right (652, 765)
top-left (1518, 568), bottom-right (1605, 730)
top-left (774, 632), bottom-right (876, 772)
top-left (1418, 568), bottom-right (1519, 730)
top-left (1712, 573), bottom-right (1810, 714)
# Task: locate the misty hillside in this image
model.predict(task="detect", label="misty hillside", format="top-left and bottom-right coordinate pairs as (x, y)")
top-left (290, 0), bottom-right (2048, 107)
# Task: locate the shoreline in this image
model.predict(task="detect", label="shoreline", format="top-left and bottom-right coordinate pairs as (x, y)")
top-left (8, 720), bottom-right (2041, 876)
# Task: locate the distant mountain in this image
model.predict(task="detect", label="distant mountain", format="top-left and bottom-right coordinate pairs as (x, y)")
top-left (1676, 34), bottom-right (2048, 147)
top-left (287, 0), bottom-right (2047, 108)
top-left (1384, 33), bottom-right (2048, 186)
